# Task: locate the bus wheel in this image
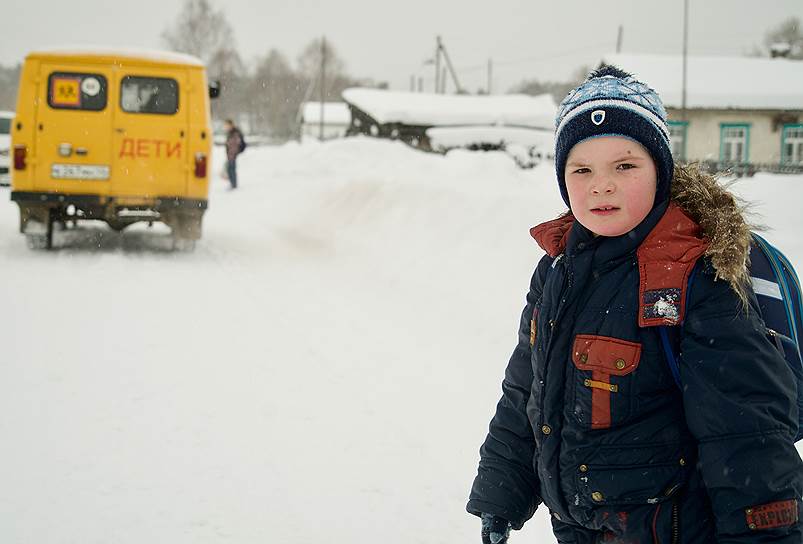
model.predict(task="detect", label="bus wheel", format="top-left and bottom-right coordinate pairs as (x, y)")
top-left (167, 210), bottom-right (203, 250)
top-left (23, 207), bottom-right (55, 250)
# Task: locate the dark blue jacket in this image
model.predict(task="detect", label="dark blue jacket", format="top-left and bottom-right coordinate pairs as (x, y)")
top-left (468, 200), bottom-right (802, 543)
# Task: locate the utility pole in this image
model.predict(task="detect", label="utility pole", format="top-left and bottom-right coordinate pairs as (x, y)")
top-left (487, 58), bottom-right (493, 94)
top-left (616, 25), bottom-right (623, 53)
top-left (319, 35), bottom-right (326, 141)
top-left (434, 37), bottom-right (442, 93)
top-left (681, 0), bottom-right (688, 122)
top-left (436, 36), bottom-right (463, 94)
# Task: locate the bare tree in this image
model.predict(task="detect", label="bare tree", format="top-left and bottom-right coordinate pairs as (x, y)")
top-left (162, 0), bottom-right (246, 122)
top-left (249, 49), bottom-right (305, 139)
top-left (762, 17), bottom-right (803, 59)
top-left (510, 65), bottom-right (588, 104)
top-left (162, 0), bottom-right (235, 67)
top-left (0, 63), bottom-right (21, 110)
top-left (296, 38), bottom-right (359, 102)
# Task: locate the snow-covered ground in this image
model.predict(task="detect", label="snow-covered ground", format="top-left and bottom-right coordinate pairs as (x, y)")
top-left (0, 138), bottom-right (800, 543)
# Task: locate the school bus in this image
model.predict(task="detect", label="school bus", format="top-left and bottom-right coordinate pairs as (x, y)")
top-left (10, 48), bottom-right (218, 249)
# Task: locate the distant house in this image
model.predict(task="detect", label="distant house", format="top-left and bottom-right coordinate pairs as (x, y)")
top-left (341, 88), bottom-right (556, 160)
top-left (299, 102), bottom-right (351, 142)
top-left (604, 53), bottom-right (803, 173)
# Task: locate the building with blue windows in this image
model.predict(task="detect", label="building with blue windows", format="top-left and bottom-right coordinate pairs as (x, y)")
top-left (603, 53), bottom-right (803, 174)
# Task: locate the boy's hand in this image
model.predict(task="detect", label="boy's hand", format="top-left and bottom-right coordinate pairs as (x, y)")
top-left (481, 513), bottom-right (511, 544)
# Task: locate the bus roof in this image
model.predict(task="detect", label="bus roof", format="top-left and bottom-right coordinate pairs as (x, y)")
top-left (26, 46), bottom-right (205, 68)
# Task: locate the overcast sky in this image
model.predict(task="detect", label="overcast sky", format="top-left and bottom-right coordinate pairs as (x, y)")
top-left (3, 0), bottom-right (803, 93)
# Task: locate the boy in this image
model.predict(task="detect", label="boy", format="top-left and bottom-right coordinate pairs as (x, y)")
top-left (467, 66), bottom-right (803, 543)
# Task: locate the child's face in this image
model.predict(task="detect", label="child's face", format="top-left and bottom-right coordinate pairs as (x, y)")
top-left (564, 136), bottom-right (658, 237)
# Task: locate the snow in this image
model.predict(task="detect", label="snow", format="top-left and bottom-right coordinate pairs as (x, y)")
top-left (427, 125), bottom-right (554, 154)
top-left (1, 137), bottom-right (801, 543)
top-left (26, 46), bottom-right (205, 67)
top-left (342, 88), bottom-right (556, 128)
top-left (301, 102), bottom-right (351, 125)
top-left (603, 53), bottom-right (803, 111)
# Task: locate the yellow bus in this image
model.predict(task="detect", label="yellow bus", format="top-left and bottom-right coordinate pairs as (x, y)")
top-left (10, 48), bottom-right (217, 249)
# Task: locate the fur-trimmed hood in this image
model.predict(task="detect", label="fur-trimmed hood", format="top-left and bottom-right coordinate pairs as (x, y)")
top-left (671, 163), bottom-right (752, 302)
top-left (530, 163), bottom-right (752, 303)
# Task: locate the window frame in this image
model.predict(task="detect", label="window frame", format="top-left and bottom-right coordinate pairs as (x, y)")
top-left (47, 71), bottom-right (108, 111)
top-left (719, 123), bottom-right (750, 164)
top-left (781, 123), bottom-right (803, 165)
top-left (119, 75), bottom-right (180, 116)
top-left (668, 120), bottom-right (688, 161)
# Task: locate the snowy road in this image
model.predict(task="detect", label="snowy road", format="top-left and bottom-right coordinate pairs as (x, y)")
top-left (0, 139), bottom-right (800, 543)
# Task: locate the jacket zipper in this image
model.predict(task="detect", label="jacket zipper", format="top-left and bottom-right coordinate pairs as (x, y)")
top-left (539, 255), bottom-right (572, 426)
top-left (671, 499), bottom-right (680, 544)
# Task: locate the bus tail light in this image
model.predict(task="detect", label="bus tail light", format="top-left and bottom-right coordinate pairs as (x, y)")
top-left (14, 145), bottom-right (27, 170)
top-left (194, 152), bottom-right (207, 178)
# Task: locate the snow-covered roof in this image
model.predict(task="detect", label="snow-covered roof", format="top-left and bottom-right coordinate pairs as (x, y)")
top-left (26, 46), bottom-right (205, 67)
top-left (342, 88), bottom-right (556, 129)
top-left (426, 126), bottom-right (554, 151)
top-left (603, 53), bottom-right (803, 111)
top-left (301, 102), bottom-right (351, 125)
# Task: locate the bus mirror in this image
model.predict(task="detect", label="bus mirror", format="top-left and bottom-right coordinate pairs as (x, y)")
top-left (209, 81), bottom-right (220, 99)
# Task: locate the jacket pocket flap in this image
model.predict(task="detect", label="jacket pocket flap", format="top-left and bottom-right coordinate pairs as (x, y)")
top-left (576, 462), bottom-right (687, 506)
top-left (572, 335), bottom-right (642, 376)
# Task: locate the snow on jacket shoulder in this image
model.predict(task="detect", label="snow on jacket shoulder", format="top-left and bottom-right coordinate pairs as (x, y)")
top-left (467, 165), bottom-right (803, 542)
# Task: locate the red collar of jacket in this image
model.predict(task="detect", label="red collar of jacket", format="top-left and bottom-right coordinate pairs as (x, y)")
top-left (530, 203), bottom-right (709, 327)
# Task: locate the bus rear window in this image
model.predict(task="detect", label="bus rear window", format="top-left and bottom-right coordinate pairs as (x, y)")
top-left (120, 76), bottom-right (178, 115)
top-left (48, 72), bottom-right (107, 111)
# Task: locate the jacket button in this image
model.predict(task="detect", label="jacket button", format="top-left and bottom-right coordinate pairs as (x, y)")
top-left (748, 523), bottom-right (757, 530)
top-left (679, 458), bottom-right (686, 466)
top-left (579, 353), bottom-right (588, 363)
top-left (541, 424), bottom-right (552, 435)
top-left (549, 319), bottom-right (556, 329)
top-left (591, 491), bottom-right (604, 502)
top-left (615, 358), bottom-right (626, 370)
top-left (579, 464), bottom-right (588, 473)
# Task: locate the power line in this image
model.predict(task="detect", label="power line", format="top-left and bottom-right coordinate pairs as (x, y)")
top-left (452, 42), bottom-right (616, 74)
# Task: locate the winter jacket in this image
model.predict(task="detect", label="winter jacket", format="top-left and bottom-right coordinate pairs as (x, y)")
top-left (467, 165), bottom-right (803, 543)
top-left (226, 128), bottom-right (243, 162)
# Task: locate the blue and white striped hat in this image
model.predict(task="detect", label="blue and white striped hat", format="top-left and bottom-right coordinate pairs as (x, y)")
top-left (554, 65), bottom-right (674, 208)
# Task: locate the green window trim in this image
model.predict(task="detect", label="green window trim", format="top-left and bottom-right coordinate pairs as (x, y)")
top-left (719, 123), bottom-right (751, 164)
top-left (781, 123), bottom-right (803, 164)
top-left (668, 121), bottom-right (689, 161)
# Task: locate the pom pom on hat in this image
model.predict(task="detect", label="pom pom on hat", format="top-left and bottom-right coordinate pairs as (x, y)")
top-left (554, 64), bottom-right (674, 208)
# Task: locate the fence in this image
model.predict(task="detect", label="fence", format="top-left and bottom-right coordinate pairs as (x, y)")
top-left (696, 161), bottom-right (803, 177)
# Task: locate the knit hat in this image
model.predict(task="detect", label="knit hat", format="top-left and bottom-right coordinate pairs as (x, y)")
top-left (554, 64), bottom-right (674, 208)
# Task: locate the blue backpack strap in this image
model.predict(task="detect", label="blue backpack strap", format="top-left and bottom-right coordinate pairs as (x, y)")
top-left (659, 264), bottom-right (700, 389)
top-left (752, 233), bottom-right (802, 358)
top-left (659, 326), bottom-right (682, 389)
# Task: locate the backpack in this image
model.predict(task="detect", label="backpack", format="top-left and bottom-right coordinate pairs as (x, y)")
top-left (659, 233), bottom-right (803, 441)
top-left (238, 131), bottom-right (247, 154)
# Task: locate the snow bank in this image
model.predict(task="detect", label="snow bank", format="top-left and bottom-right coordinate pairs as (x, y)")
top-left (427, 125), bottom-right (554, 152)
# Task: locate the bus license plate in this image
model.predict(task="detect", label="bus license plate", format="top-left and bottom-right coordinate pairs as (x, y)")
top-left (51, 163), bottom-right (110, 180)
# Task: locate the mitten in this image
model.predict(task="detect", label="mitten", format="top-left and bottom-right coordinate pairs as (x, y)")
top-left (481, 512), bottom-right (511, 544)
